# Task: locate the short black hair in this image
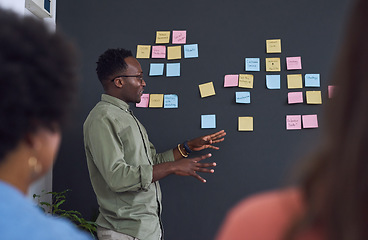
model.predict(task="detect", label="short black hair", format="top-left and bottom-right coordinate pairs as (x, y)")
top-left (0, 9), bottom-right (79, 161)
top-left (96, 48), bottom-right (133, 83)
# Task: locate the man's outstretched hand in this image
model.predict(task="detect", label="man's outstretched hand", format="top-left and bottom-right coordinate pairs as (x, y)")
top-left (187, 130), bottom-right (226, 152)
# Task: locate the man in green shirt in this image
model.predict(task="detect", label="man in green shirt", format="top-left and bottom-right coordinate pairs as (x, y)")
top-left (83, 48), bottom-right (226, 240)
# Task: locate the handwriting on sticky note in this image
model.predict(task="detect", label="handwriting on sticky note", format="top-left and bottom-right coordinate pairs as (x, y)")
top-left (164, 94), bottom-right (178, 108)
top-left (302, 114), bottom-right (318, 128)
top-left (306, 91), bottom-right (322, 104)
top-left (224, 75), bottom-right (239, 87)
top-left (286, 56), bottom-right (302, 70)
top-left (156, 31), bottom-right (170, 44)
top-left (201, 114), bottom-right (216, 129)
top-left (199, 82), bottom-right (216, 98)
top-left (236, 92), bottom-right (250, 104)
top-left (238, 74), bottom-right (253, 88)
top-left (305, 74), bottom-right (320, 87)
top-left (172, 30), bottom-right (186, 44)
top-left (167, 46), bottom-right (181, 60)
top-left (266, 39), bottom-right (282, 53)
top-left (184, 44), bottom-right (198, 58)
top-left (136, 94), bottom-right (150, 108)
top-left (136, 45), bottom-right (151, 59)
top-left (266, 75), bottom-right (281, 89)
top-left (151, 46), bottom-right (166, 59)
top-left (149, 94), bottom-right (164, 108)
top-left (238, 117), bottom-right (253, 131)
top-left (266, 58), bottom-right (281, 72)
top-left (286, 115), bottom-right (301, 130)
top-left (287, 74), bottom-right (303, 89)
top-left (288, 92), bottom-right (303, 104)
top-left (245, 58), bottom-right (260, 71)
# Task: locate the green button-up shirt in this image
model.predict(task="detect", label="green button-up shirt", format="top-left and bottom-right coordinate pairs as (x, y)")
top-left (83, 94), bottom-right (174, 240)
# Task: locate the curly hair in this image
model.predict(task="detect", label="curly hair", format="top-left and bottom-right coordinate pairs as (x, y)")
top-left (0, 9), bottom-right (79, 161)
top-left (96, 48), bottom-right (133, 83)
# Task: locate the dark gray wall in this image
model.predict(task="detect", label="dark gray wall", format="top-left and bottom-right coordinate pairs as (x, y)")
top-left (54, 1), bottom-right (352, 239)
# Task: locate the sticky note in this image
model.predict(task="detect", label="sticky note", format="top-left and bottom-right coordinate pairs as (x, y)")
top-left (184, 44), bottom-right (198, 58)
top-left (172, 30), bottom-right (186, 44)
top-left (239, 74), bottom-right (253, 88)
top-left (238, 117), bottom-right (253, 131)
top-left (164, 94), bottom-right (178, 108)
top-left (245, 58), bottom-right (260, 71)
top-left (287, 74), bottom-right (303, 89)
top-left (156, 31), bottom-right (170, 44)
top-left (149, 94), bottom-right (164, 108)
top-left (266, 58), bottom-right (281, 72)
top-left (149, 63), bottom-right (164, 76)
top-left (305, 74), bottom-right (320, 87)
top-left (136, 45), bottom-right (151, 59)
top-left (266, 75), bottom-right (281, 89)
top-left (302, 114), bottom-right (318, 128)
top-left (328, 85), bottom-right (335, 98)
top-left (224, 75), bottom-right (239, 87)
top-left (286, 56), bottom-right (302, 70)
top-left (236, 92), bottom-right (250, 104)
top-left (136, 94), bottom-right (150, 108)
top-left (201, 114), bottom-right (216, 129)
top-left (166, 63), bottom-right (180, 77)
top-left (167, 46), bottom-right (181, 60)
top-left (306, 91), bottom-right (322, 104)
top-left (288, 92), bottom-right (303, 104)
top-left (199, 82), bottom-right (216, 98)
top-left (266, 39), bottom-right (281, 53)
top-left (286, 115), bottom-right (301, 130)
top-left (151, 46), bottom-right (166, 59)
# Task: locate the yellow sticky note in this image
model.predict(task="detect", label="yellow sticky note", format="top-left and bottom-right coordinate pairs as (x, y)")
top-left (149, 94), bottom-right (164, 108)
top-left (287, 74), bottom-right (303, 89)
top-left (306, 91), bottom-right (322, 104)
top-left (136, 45), bottom-right (151, 59)
top-left (266, 58), bottom-right (281, 72)
top-left (266, 39), bottom-right (282, 53)
top-left (238, 117), bottom-right (253, 131)
top-left (156, 31), bottom-right (170, 44)
top-left (199, 82), bottom-right (216, 98)
top-left (167, 46), bottom-right (182, 60)
top-left (238, 74), bottom-right (254, 88)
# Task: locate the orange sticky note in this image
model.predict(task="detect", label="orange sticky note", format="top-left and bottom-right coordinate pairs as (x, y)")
top-left (199, 82), bottom-right (216, 98)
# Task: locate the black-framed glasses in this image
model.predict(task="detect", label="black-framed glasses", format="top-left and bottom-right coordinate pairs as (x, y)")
top-left (111, 74), bottom-right (144, 82)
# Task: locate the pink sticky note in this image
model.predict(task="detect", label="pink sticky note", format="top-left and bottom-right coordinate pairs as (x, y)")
top-left (151, 46), bottom-right (166, 59)
top-left (286, 56), bottom-right (302, 70)
top-left (288, 92), bottom-right (303, 104)
top-left (286, 115), bottom-right (302, 130)
top-left (136, 94), bottom-right (149, 108)
top-left (172, 30), bottom-right (187, 44)
top-left (302, 114), bottom-right (318, 128)
top-left (328, 85), bottom-right (335, 98)
top-left (224, 75), bottom-right (239, 87)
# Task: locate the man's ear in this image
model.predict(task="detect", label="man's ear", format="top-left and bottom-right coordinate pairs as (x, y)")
top-left (113, 78), bottom-right (124, 88)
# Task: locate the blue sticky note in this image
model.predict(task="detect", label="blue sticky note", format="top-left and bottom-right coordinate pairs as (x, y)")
top-left (164, 94), bottom-right (178, 108)
top-left (305, 74), bottom-right (320, 87)
top-left (149, 63), bottom-right (164, 76)
top-left (266, 75), bottom-right (281, 89)
top-left (236, 92), bottom-right (251, 104)
top-left (201, 114), bottom-right (216, 129)
top-left (184, 44), bottom-right (199, 58)
top-left (245, 58), bottom-right (260, 71)
top-left (166, 63), bottom-right (180, 77)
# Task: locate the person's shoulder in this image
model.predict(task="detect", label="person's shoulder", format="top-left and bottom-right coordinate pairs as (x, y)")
top-left (216, 188), bottom-right (303, 240)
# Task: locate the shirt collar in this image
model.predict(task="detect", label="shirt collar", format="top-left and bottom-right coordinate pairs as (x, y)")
top-left (101, 94), bottom-right (130, 112)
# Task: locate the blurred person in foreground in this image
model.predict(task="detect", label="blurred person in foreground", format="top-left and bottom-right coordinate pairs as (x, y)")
top-left (0, 9), bottom-right (91, 240)
top-left (216, 0), bottom-right (368, 239)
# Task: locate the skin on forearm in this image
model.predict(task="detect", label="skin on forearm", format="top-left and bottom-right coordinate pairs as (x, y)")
top-left (152, 162), bottom-right (175, 182)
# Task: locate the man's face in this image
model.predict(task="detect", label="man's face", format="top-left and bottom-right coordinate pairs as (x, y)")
top-left (118, 56), bottom-right (146, 103)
